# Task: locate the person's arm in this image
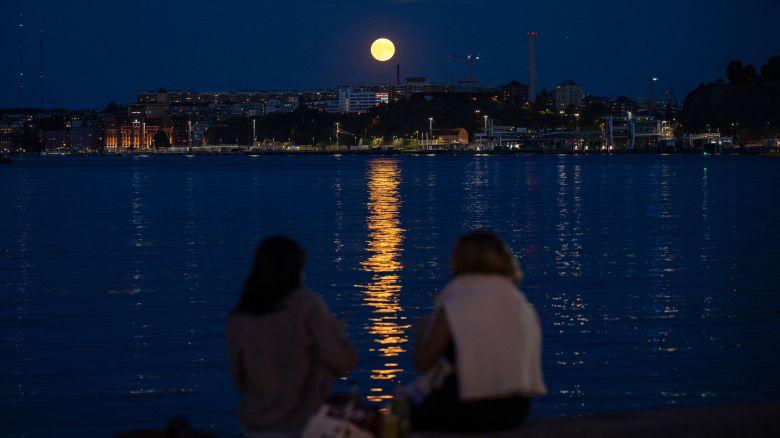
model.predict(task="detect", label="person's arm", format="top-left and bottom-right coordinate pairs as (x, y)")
top-left (308, 296), bottom-right (358, 376)
top-left (414, 307), bottom-right (451, 373)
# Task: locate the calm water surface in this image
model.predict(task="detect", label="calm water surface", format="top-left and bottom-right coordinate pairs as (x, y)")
top-left (2, 155), bottom-right (779, 436)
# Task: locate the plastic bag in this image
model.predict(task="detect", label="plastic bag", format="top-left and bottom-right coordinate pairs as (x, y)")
top-left (301, 396), bottom-right (378, 438)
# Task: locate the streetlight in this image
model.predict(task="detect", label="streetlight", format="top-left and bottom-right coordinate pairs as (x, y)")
top-left (428, 117), bottom-right (433, 150)
top-left (574, 113), bottom-right (580, 132)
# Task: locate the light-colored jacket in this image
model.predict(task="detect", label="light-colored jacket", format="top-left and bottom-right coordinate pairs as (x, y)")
top-left (227, 288), bottom-right (357, 432)
top-left (435, 274), bottom-right (547, 401)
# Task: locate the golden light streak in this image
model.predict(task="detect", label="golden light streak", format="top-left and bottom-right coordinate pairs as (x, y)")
top-left (358, 159), bottom-right (409, 402)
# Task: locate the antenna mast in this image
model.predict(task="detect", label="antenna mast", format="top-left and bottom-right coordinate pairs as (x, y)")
top-left (39, 19), bottom-right (44, 108)
top-left (18, 13), bottom-right (24, 107)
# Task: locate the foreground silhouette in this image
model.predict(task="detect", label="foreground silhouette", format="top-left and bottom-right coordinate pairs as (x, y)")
top-left (227, 236), bottom-right (357, 435)
top-left (411, 230), bottom-right (547, 432)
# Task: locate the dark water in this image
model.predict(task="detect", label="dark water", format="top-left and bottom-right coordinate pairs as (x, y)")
top-left (2, 155), bottom-right (779, 436)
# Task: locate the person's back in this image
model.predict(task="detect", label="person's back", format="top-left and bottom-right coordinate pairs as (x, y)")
top-left (412, 230), bottom-right (546, 432)
top-left (227, 236), bottom-right (357, 434)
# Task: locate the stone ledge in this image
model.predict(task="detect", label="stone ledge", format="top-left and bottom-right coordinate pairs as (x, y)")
top-left (414, 402), bottom-right (780, 438)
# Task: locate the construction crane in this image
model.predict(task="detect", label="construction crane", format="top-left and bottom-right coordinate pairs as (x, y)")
top-left (449, 53), bottom-right (481, 83)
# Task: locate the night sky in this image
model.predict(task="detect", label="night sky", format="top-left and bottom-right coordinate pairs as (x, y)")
top-left (1, 0), bottom-right (778, 109)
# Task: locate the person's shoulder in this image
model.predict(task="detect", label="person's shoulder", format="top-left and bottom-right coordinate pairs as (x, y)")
top-left (441, 274), bottom-right (516, 294)
top-left (288, 288), bottom-right (329, 311)
top-left (227, 311), bottom-right (251, 337)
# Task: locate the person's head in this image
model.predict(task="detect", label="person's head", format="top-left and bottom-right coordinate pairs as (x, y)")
top-left (235, 236), bottom-right (306, 315)
top-left (451, 230), bottom-right (523, 284)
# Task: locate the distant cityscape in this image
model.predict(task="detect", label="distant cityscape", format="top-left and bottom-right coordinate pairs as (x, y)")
top-left (1, 31), bottom-right (778, 156)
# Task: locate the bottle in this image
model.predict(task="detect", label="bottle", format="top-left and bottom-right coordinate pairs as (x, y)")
top-left (391, 385), bottom-right (411, 438)
top-left (379, 409), bottom-right (399, 438)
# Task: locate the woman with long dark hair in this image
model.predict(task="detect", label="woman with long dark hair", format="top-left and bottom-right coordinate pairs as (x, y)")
top-left (227, 236), bottom-right (357, 435)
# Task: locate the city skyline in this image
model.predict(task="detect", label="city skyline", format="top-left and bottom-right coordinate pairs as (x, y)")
top-left (1, 0), bottom-right (779, 109)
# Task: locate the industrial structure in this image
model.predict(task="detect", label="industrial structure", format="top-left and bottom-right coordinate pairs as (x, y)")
top-left (39, 20), bottom-right (44, 108)
top-left (18, 13), bottom-right (24, 107)
top-left (528, 32), bottom-right (538, 101)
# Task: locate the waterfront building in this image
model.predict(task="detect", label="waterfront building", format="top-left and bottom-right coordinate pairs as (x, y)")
top-left (265, 96), bottom-right (299, 114)
top-left (435, 128), bottom-right (469, 145)
top-left (500, 80), bottom-right (529, 104)
top-left (190, 123), bottom-right (209, 146)
top-left (583, 94), bottom-right (610, 114)
top-left (0, 125), bottom-right (14, 152)
top-left (389, 77), bottom-right (450, 101)
top-left (474, 125), bottom-right (528, 149)
top-left (554, 79), bottom-right (583, 111)
top-left (69, 120), bottom-right (101, 153)
top-left (611, 96), bottom-right (637, 116)
top-left (337, 86), bottom-right (389, 113)
top-left (603, 114), bottom-right (673, 150)
top-left (44, 129), bottom-right (69, 153)
top-left (298, 90), bottom-right (339, 112)
top-left (128, 103), bottom-right (168, 120)
top-left (104, 120), bottom-right (173, 150)
top-left (138, 89), bottom-right (200, 105)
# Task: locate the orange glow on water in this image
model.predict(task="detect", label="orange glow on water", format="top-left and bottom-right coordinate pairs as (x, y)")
top-left (357, 159), bottom-right (409, 403)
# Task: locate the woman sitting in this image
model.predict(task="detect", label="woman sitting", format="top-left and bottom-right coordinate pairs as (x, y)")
top-left (227, 236), bottom-right (357, 435)
top-left (412, 230), bottom-right (547, 432)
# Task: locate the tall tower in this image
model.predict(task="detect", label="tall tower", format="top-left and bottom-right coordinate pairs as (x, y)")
top-left (39, 20), bottom-right (44, 109)
top-left (528, 32), bottom-right (538, 102)
top-left (18, 13), bottom-right (24, 107)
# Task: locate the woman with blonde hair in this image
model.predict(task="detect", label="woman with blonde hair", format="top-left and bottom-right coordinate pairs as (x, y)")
top-left (411, 230), bottom-right (547, 432)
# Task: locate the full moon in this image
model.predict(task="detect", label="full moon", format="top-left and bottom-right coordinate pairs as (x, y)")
top-left (370, 38), bottom-right (395, 62)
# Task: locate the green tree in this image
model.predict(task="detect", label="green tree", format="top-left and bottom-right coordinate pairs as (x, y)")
top-left (760, 56), bottom-right (780, 81)
top-left (745, 65), bottom-right (759, 81)
top-left (152, 130), bottom-right (170, 148)
top-left (726, 60), bottom-right (746, 83)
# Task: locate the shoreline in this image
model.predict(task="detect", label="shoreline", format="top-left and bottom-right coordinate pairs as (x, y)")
top-left (11, 148), bottom-right (772, 158)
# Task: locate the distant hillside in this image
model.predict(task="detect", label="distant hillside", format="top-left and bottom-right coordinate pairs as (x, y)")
top-left (682, 56), bottom-right (780, 141)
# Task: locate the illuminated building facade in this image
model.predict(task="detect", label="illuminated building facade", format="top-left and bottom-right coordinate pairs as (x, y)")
top-left (45, 129), bottom-right (69, 152)
top-left (435, 128), bottom-right (470, 145)
top-left (104, 121), bottom-right (173, 150)
top-left (265, 96), bottom-right (299, 114)
top-left (337, 87), bottom-right (389, 113)
top-left (388, 77), bottom-right (450, 101)
top-left (69, 120), bottom-right (101, 153)
top-left (611, 95), bottom-right (638, 116)
top-left (554, 79), bottom-right (583, 111)
top-left (500, 80), bottom-right (529, 104)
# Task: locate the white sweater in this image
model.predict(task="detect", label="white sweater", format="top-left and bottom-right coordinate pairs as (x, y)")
top-left (435, 274), bottom-right (547, 401)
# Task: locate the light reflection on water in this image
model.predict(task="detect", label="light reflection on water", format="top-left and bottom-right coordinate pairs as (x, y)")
top-left (1, 155), bottom-right (779, 436)
top-left (356, 159), bottom-right (410, 402)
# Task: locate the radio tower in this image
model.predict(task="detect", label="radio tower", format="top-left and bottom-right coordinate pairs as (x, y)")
top-left (39, 20), bottom-right (44, 108)
top-left (18, 13), bottom-right (24, 107)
